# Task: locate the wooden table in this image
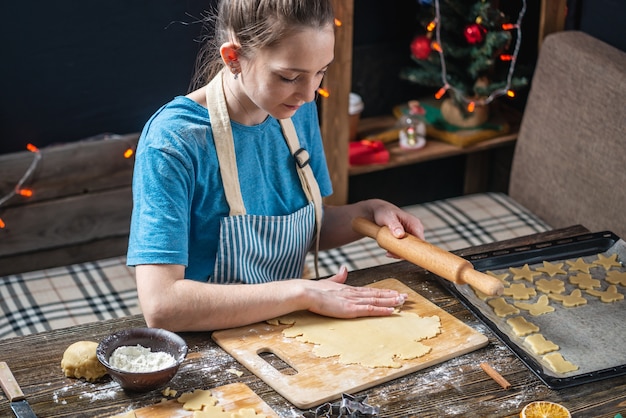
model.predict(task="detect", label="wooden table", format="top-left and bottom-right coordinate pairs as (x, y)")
top-left (2, 225), bottom-right (625, 417)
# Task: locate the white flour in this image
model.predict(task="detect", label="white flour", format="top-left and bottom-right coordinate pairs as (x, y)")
top-left (109, 344), bottom-right (176, 372)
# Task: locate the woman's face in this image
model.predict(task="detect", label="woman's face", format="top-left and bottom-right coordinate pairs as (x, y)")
top-left (239, 24), bottom-right (335, 121)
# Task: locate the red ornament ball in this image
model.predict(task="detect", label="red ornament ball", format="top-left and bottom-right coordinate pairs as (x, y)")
top-left (410, 35), bottom-right (432, 60)
top-left (464, 23), bottom-right (487, 44)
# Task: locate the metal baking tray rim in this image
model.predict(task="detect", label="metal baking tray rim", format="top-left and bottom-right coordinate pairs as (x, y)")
top-left (438, 230), bottom-right (626, 390)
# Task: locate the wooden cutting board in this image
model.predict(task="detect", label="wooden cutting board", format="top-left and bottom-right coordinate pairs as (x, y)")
top-left (212, 278), bottom-right (488, 409)
top-left (111, 382), bottom-right (279, 417)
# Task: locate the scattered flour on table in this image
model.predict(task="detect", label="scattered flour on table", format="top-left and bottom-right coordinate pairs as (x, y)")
top-left (109, 344), bottom-right (176, 372)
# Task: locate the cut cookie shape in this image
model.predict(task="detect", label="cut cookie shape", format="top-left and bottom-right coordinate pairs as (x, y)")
top-left (593, 253), bottom-right (622, 270)
top-left (565, 257), bottom-right (592, 273)
top-left (472, 286), bottom-right (493, 301)
top-left (536, 261), bottom-right (567, 277)
top-left (486, 271), bottom-right (510, 283)
top-left (548, 289), bottom-right (588, 307)
top-left (535, 278), bottom-right (566, 294)
top-left (569, 272), bottom-right (601, 290)
top-left (525, 334), bottom-right (559, 355)
top-left (178, 389), bottom-right (219, 411)
top-left (509, 264), bottom-right (541, 283)
top-left (586, 285), bottom-right (624, 303)
top-left (606, 270), bottom-right (626, 286)
top-left (543, 352), bottom-right (579, 374)
top-left (506, 316), bottom-right (540, 337)
top-left (503, 283), bottom-right (537, 300)
top-left (487, 297), bottom-right (520, 317)
top-left (514, 295), bottom-right (555, 316)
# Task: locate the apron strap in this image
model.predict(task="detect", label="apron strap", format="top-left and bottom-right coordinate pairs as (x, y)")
top-left (279, 118), bottom-right (323, 279)
top-left (205, 71), bottom-right (246, 216)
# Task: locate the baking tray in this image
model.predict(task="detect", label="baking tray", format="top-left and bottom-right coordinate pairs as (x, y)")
top-left (436, 231), bottom-right (626, 389)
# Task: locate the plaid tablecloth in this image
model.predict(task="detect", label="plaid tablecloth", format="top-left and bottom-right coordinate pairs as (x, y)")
top-left (0, 192), bottom-right (550, 340)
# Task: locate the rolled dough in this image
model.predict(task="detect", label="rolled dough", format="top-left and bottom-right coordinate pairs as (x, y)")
top-left (273, 310), bottom-right (441, 368)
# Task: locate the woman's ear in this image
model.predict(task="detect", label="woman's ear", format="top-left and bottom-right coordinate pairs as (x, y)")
top-left (220, 43), bottom-right (241, 76)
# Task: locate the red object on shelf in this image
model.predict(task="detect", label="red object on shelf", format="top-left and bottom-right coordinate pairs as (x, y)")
top-left (349, 140), bottom-right (390, 166)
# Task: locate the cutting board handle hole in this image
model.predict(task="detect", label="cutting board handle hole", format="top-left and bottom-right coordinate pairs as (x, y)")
top-left (257, 349), bottom-right (298, 376)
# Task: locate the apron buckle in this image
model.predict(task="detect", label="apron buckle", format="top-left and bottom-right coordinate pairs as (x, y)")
top-left (293, 148), bottom-right (310, 168)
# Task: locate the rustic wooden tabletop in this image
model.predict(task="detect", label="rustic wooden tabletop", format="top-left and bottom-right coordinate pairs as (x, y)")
top-left (1, 225), bottom-right (625, 418)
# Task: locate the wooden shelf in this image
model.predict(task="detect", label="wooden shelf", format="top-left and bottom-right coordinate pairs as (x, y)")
top-left (349, 112), bottom-right (520, 195)
top-left (350, 115), bottom-right (518, 176)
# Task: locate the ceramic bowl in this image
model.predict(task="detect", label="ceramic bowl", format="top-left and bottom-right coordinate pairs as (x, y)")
top-left (96, 327), bottom-right (188, 392)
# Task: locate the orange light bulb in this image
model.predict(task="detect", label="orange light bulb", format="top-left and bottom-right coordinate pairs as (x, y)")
top-left (434, 87), bottom-right (447, 100)
top-left (18, 188), bottom-right (33, 197)
top-left (317, 88), bottom-right (330, 98)
top-left (124, 148), bottom-right (134, 159)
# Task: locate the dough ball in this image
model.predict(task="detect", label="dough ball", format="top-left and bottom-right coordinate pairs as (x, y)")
top-left (61, 341), bottom-right (107, 382)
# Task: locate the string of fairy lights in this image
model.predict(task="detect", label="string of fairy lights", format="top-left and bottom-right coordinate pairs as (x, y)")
top-left (0, 142), bottom-right (135, 230)
top-left (431, 0), bottom-right (527, 112)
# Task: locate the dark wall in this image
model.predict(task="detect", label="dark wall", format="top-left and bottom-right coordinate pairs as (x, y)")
top-left (1, 1), bottom-right (211, 155)
top-left (566, 0), bottom-right (626, 52)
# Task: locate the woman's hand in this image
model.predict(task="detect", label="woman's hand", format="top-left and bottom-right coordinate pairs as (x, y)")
top-left (301, 266), bottom-right (407, 318)
top-left (368, 199), bottom-right (425, 240)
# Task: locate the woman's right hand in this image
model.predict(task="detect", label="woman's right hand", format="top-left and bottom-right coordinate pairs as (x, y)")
top-left (302, 266), bottom-right (407, 319)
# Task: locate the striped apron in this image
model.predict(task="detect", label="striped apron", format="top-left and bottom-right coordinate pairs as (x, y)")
top-left (205, 71), bottom-right (323, 284)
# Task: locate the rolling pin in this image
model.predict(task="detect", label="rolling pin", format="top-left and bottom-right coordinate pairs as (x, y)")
top-left (352, 217), bottom-right (504, 296)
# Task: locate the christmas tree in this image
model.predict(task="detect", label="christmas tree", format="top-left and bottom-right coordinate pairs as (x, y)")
top-left (400, 0), bottom-right (529, 121)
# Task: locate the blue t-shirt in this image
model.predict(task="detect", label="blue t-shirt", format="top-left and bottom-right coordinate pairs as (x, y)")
top-left (127, 97), bottom-right (332, 281)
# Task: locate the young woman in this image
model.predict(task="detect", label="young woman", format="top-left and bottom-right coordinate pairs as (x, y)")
top-left (127, 0), bottom-right (424, 332)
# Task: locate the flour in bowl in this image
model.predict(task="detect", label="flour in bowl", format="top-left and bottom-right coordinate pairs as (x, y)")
top-left (108, 344), bottom-right (177, 372)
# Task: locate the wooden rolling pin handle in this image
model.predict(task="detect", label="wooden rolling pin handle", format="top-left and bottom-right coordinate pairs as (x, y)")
top-left (352, 217), bottom-right (504, 296)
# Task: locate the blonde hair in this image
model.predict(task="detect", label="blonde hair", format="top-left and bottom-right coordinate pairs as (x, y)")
top-left (189, 0), bottom-right (334, 91)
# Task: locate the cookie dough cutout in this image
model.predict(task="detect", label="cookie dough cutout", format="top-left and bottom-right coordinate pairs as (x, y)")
top-left (274, 310), bottom-right (441, 368)
top-left (472, 286), bottom-right (493, 301)
top-left (535, 278), bottom-right (565, 294)
top-left (192, 405), bottom-right (232, 417)
top-left (503, 283), bottom-right (537, 300)
top-left (231, 409), bottom-right (267, 418)
top-left (543, 352), bottom-right (579, 374)
top-left (593, 253), bottom-right (622, 270)
top-left (536, 261), bottom-right (567, 277)
top-left (514, 295), bottom-right (555, 316)
top-left (606, 270), bottom-right (626, 286)
top-left (548, 289), bottom-right (588, 307)
top-left (178, 389), bottom-right (219, 411)
top-left (506, 316), bottom-right (540, 337)
top-left (472, 271), bottom-right (511, 300)
top-left (565, 258), bottom-right (592, 273)
top-left (586, 285), bottom-right (624, 303)
top-left (524, 334), bottom-right (559, 355)
top-left (486, 271), bottom-right (510, 283)
top-left (61, 341), bottom-right (108, 382)
top-left (487, 298), bottom-right (520, 317)
top-left (569, 273), bottom-right (601, 290)
top-left (509, 264), bottom-right (541, 283)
